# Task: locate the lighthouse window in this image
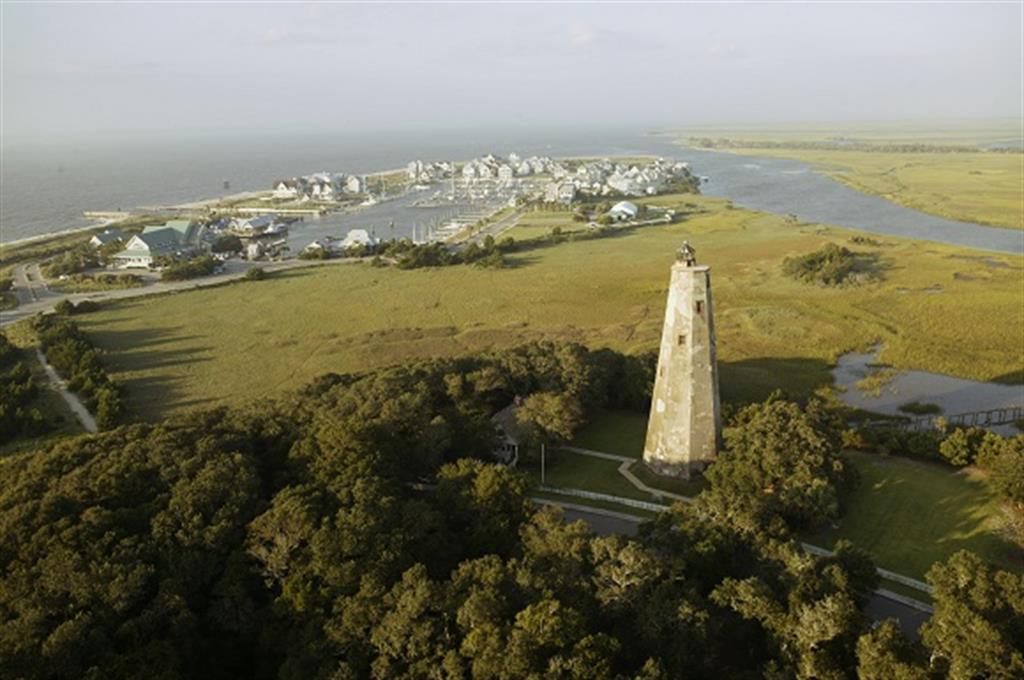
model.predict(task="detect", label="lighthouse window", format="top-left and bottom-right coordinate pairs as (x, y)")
top-left (677, 334), bottom-right (687, 346)
top-left (695, 300), bottom-right (704, 315)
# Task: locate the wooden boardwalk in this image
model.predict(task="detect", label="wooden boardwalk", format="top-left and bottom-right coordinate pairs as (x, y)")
top-left (871, 405), bottom-right (1024, 432)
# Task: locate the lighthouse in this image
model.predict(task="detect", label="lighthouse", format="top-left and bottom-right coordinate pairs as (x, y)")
top-left (643, 242), bottom-right (721, 479)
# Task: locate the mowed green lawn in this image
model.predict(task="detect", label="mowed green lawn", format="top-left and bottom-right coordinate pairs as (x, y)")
top-left (568, 410), bottom-right (1019, 578)
top-left (807, 451), bottom-right (1020, 579)
top-left (75, 194), bottom-right (1023, 421)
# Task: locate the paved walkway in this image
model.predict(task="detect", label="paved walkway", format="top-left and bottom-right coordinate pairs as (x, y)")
top-left (552, 445), bottom-right (933, 608)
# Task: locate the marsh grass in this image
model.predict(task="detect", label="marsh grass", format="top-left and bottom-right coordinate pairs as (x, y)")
top-left (69, 195), bottom-right (1022, 423)
top-left (734, 147), bottom-right (1024, 229)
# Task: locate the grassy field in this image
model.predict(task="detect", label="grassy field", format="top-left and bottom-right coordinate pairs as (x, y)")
top-left (523, 449), bottom-right (652, 501)
top-left (731, 148), bottom-right (1023, 230)
top-left (806, 451), bottom-right (1020, 579)
top-left (571, 410), bottom-right (649, 458)
top-left (66, 193), bottom-right (1023, 421)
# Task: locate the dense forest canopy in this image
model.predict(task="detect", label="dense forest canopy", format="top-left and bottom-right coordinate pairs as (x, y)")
top-left (1, 342), bottom-right (1021, 679)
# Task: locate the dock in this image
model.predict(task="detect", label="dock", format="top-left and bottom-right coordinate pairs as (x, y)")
top-left (83, 211), bottom-right (131, 221)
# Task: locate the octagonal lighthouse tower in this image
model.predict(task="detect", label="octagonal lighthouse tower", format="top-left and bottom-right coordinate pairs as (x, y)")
top-left (643, 242), bottom-right (721, 479)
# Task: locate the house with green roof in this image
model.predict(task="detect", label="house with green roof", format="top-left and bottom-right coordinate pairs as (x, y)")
top-left (113, 220), bottom-right (204, 268)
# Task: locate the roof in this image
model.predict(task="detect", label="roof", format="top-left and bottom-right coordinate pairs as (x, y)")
top-left (130, 228), bottom-right (182, 254)
top-left (610, 201), bottom-right (639, 215)
top-left (491, 403), bottom-right (524, 446)
top-left (90, 229), bottom-right (125, 245)
top-left (235, 214), bottom-right (275, 229)
top-left (113, 249), bottom-right (154, 260)
top-left (341, 229), bottom-right (377, 247)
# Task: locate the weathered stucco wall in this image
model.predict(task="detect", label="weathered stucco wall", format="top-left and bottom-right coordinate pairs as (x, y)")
top-left (643, 262), bottom-right (721, 479)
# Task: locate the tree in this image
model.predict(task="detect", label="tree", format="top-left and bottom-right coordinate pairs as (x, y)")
top-left (921, 551), bottom-right (1024, 679)
top-left (977, 434), bottom-right (1024, 507)
top-left (435, 458), bottom-right (532, 558)
top-left (212, 234), bottom-right (243, 254)
top-left (856, 620), bottom-right (928, 680)
top-left (699, 399), bottom-right (854, 533)
top-left (515, 391), bottom-right (584, 444)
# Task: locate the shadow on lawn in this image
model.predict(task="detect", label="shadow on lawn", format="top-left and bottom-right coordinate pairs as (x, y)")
top-left (719, 356), bottom-right (834, 404)
top-left (87, 325), bottom-right (215, 421)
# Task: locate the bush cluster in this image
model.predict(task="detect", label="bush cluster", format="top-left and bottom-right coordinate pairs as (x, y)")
top-left (54, 299), bottom-right (101, 315)
top-left (43, 246), bottom-right (99, 278)
top-left (31, 314), bottom-right (123, 429)
top-left (161, 255), bottom-right (219, 281)
top-left (0, 332), bottom-right (46, 443)
top-left (783, 242), bottom-right (874, 286)
top-left (384, 235), bottom-right (512, 269)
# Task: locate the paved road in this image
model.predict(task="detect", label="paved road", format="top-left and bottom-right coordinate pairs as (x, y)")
top-left (0, 257), bottom-right (365, 328)
top-left (463, 207), bottom-right (525, 245)
top-left (547, 502), bottom-right (930, 639)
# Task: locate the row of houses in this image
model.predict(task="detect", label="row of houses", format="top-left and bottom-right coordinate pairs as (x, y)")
top-left (460, 153), bottom-right (563, 184)
top-left (406, 160), bottom-right (455, 182)
top-left (99, 216), bottom-right (290, 268)
top-left (544, 158), bottom-right (693, 203)
top-left (272, 173), bottom-right (367, 201)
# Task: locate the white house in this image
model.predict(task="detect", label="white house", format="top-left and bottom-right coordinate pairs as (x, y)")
top-left (112, 228), bottom-right (185, 268)
top-left (497, 165), bottom-right (514, 183)
top-left (230, 214), bottom-right (277, 234)
top-left (344, 176), bottom-right (365, 194)
top-left (608, 201), bottom-right (639, 221)
top-left (273, 179), bottom-right (301, 199)
top-left (245, 242), bottom-right (264, 260)
top-left (340, 229), bottom-right (378, 249)
top-left (89, 229), bottom-right (126, 248)
top-left (545, 181), bottom-right (577, 204)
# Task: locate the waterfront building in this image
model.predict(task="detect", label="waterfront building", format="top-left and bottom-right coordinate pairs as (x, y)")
top-left (89, 229), bottom-right (126, 248)
top-left (273, 179), bottom-right (301, 199)
top-left (344, 176), bottom-right (365, 194)
top-left (340, 229), bottom-right (379, 249)
top-left (113, 228), bottom-right (189, 268)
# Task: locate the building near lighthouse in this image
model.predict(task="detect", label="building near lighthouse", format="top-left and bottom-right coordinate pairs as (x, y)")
top-left (643, 242), bottom-right (721, 479)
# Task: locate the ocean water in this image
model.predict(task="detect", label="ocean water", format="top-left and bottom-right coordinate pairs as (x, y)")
top-left (0, 127), bottom-right (655, 244)
top-left (2, 127), bottom-right (1021, 254)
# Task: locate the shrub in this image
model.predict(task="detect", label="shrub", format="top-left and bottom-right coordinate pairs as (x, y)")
top-left (898, 401), bottom-right (942, 415)
top-left (161, 255), bottom-right (218, 281)
top-left (0, 277), bottom-right (12, 292)
top-left (43, 246), bottom-right (99, 278)
top-left (938, 426), bottom-right (988, 466)
top-left (783, 243), bottom-right (876, 286)
top-left (244, 267), bottom-right (267, 281)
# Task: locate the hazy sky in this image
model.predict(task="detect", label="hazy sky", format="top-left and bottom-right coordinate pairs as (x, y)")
top-left (2, 2), bottom-right (1021, 141)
